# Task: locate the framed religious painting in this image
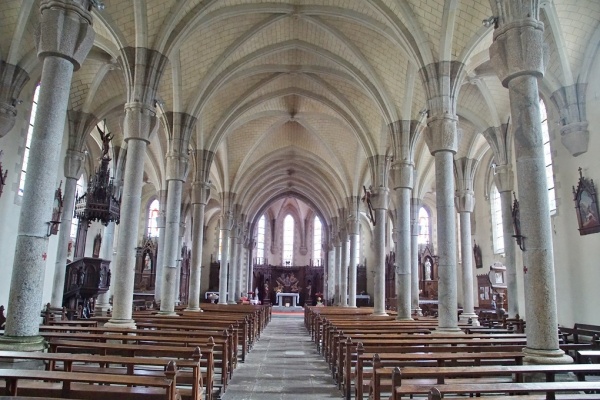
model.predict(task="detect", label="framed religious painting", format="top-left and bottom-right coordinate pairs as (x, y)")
top-left (572, 168), bottom-right (600, 235)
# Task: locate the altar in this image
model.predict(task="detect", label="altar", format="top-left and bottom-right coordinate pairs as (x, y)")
top-left (276, 292), bottom-right (300, 307)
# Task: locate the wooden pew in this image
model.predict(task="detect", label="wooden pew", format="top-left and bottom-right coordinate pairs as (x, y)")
top-left (369, 363), bottom-right (600, 400)
top-left (0, 365), bottom-right (178, 400)
top-left (351, 349), bottom-right (524, 400)
top-left (0, 350), bottom-right (204, 400)
top-left (390, 377), bottom-right (600, 400)
top-left (560, 323), bottom-right (600, 344)
top-left (47, 339), bottom-right (217, 397)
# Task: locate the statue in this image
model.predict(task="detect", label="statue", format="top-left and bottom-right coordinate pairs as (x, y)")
top-left (263, 279), bottom-right (270, 301)
top-left (97, 125), bottom-right (113, 159)
top-left (424, 259), bottom-right (432, 281)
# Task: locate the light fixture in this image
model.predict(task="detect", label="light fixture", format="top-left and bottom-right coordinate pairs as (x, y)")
top-left (90, 0), bottom-right (105, 10)
top-left (483, 16), bottom-right (498, 28)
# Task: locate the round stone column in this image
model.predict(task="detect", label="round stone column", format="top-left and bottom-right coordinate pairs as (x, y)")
top-left (154, 189), bottom-right (167, 303)
top-left (0, 0), bottom-right (93, 350)
top-left (495, 165), bottom-right (519, 317)
top-left (50, 150), bottom-right (84, 307)
top-left (159, 177), bottom-right (184, 315)
top-left (456, 190), bottom-right (479, 325)
top-left (434, 150), bottom-right (461, 332)
top-left (410, 198), bottom-right (422, 316)
top-left (333, 238), bottom-right (341, 305)
top-left (218, 212), bottom-right (232, 304)
top-left (339, 229), bottom-right (349, 307)
top-left (394, 163), bottom-right (414, 320)
top-left (107, 102), bottom-right (158, 328)
top-left (347, 217), bottom-right (359, 308)
top-left (227, 226), bottom-right (239, 304)
top-left (371, 188), bottom-right (389, 316)
top-left (490, 10), bottom-right (570, 363)
top-left (186, 181), bottom-right (210, 311)
top-left (236, 233), bottom-right (246, 301)
top-left (95, 221), bottom-right (116, 314)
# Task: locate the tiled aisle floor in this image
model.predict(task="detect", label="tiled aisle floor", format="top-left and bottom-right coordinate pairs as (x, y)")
top-left (220, 314), bottom-right (342, 400)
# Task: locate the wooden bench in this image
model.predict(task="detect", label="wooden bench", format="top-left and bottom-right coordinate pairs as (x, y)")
top-left (47, 340), bottom-right (217, 397)
top-left (391, 379), bottom-right (600, 400)
top-left (0, 350), bottom-right (204, 400)
top-left (560, 323), bottom-right (600, 344)
top-left (368, 363), bottom-right (600, 400)
top-left (351, 349), bottom-right (524, 400)
top-left (0, 366), bottom-right (178, 400)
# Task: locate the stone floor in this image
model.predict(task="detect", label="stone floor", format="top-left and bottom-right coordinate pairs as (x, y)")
top-left (220, 313), bottom-right (341, 400)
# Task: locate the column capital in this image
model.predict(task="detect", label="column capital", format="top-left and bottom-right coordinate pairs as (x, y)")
top-left (424, 114), bottom-right (459, 154)
top-left (392, 162), bottom-right (414, 190)
top-left (63, 149), bottom-right (85, 179)
top-left (389, 119), bottom-right (419, 162)
top-left (482, 124), bottom-right (511, 165)
top-left (489, 9), bottom-right (545, 87)
top-left (37, 0), bottom-right (95, 70)
top-left (551, 84), bottom-right (589, 156)
top-left (191, 149), bottom-right (214, 183)
top-left (166, 154), bottom-right (189, 182)
top-left (455, 189), bottom-right (475, 213)
top-left (347, 217), bottom-right (359, 235)
top-left (370, 187), bottom-right (389, 210)
top-left (493, 164), bottom-right (514, 193)
top-left (191, 181), bottom-right (211, 205)
top-left (0, 62), bottom-right (30, 138)
top-left (123, 102), bottom-right (158, 143)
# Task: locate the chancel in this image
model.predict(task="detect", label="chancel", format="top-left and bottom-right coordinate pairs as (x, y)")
top-left (0, 0), bottom-right (599, 398)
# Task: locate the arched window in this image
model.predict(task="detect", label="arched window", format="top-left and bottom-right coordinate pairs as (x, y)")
top-left (70, 175), bottom-right (85, 239)
top-left (418, 207), bottom-right (430, 244)
top-left (147, 199), bottom-right (160, 237)
top-left (540, 99), bottom-right (556, 214)
top-left (283, 215), bottom-right (294, 265)
top-left (490, 183), bottom-right (504, 254)
top-left (313, 216), bottom-right (322, 265)
top-left (18, 84), bottom-right (41, 196)
top-left (257, 215), bottom-right (265, 263)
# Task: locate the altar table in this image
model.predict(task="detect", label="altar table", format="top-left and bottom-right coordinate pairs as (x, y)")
top-left (276, 292), bottom-right (300, 307)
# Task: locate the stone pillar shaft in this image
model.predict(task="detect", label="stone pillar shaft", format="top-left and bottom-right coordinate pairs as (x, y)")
top-left (218, 226), bottom-right (231, 304)
top-left (154, 189), bottom-right (167, 303)
top-left (95, 221), bottom-right (115, 314)
top-left (459, 211), bottom-right (478, 324)
top-left (340, 237), bottom-right (349, 307)
top-left (410, 198), bottom-right (422, 316)
top-left (435, 151), bottom-right (460, 332)
top-left (395, 187), bottom-right (412, 320)
top-left (109, 138), bottom-right (147, 326)
top-left (236, 236), bottom-right (245, 300)
top-left (186, 202), bottom-right (206, 311)
top-left (500, 189), bottom-right (518, 317)
top-left (51, 175), bottom-right (77, 307)
top-left (4, 56), bottom-right (74, 345)
top-left (159, 179), bottom-right (183, 315)
top-left (509, 75), bottom-right (560, 353)
top-left (227, 229), bottom-right (239, 304)
top-left (334, 243), bottom-right (341, 304)
top-left (372, 207), bottom-right (388, 316)
top-left (348, 226), bottom-right (358, 308)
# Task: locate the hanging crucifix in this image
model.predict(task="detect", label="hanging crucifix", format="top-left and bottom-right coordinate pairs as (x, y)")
top-left (362, 185), bottom-right (376, 226)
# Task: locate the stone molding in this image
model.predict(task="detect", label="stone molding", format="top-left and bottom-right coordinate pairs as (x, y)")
top-left (67, 110), bottom-right (98, 152)
top-left (551, 84), bottom-right (589, 157)
top-left (493, 164), bottom-right (514, 193)
top-left (191, 181), bottom-right (211, 205)
top-left (455, 189), bottom-right (475, 213)
top-left (482, 124), bottom-right (511, 165)
top-left (123, 102), bottom-right (159, 143)
top-left (0, 62), bottom-right (30, 138)
top-left (119, 47), bottom-right (168, 106)
top-left (389, 119), bottom-right (419, 162)
top-left (490, 18), bottom-right (546, 87)
top-left (392, 162), bottom-right (414, 190)
top-left (63, 149), bottom-right (86, 179)
top-left (37, 0), bottom-right (95, 70)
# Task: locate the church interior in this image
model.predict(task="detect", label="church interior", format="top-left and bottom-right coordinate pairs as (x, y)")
top-left (1, 0), bottom-right (600, 398)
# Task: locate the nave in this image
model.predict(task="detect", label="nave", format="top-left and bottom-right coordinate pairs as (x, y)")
top-left (222, 313), bottom-right (340, 400)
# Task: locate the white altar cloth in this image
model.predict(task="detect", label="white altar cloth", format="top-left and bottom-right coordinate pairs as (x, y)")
top-left (276, 292), bottom-right (300, 307)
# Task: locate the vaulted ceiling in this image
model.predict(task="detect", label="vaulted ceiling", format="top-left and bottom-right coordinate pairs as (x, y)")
top-left (2, 0), bottom-right (599, 225)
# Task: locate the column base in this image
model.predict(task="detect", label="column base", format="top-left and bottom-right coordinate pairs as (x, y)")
top-left (227, 300), bottom-right (237, 305)
top-left (347, 305), bottom-right (358, 309)
top-left (371, 311), bottom-right (389, 316)
top-left (156, 311), bottom-right (179, 316)
top-left (412, 307), bottom-right (423, 317)
top-left (432, 326), bottom-right (464, 335)
top-left (94, 304), bottom-right (111, 316)
top-left (184, 307), bottom-right (203, 312)
top-left (523, 347), bottom-right (573, 365)
top-left (0, 335), bottom-right (46, 351)
top-left (459, 313), bottom-right (480, 326)
top-left (217, 301), bottom-right (228, 305)
top-left (396, 316), bottom-right (414, 321)
top-left (104, 319), bottom-right (137, 329)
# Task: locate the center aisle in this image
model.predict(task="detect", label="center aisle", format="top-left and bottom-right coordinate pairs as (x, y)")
top-left (221, 313), bottom-right (341, 400)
